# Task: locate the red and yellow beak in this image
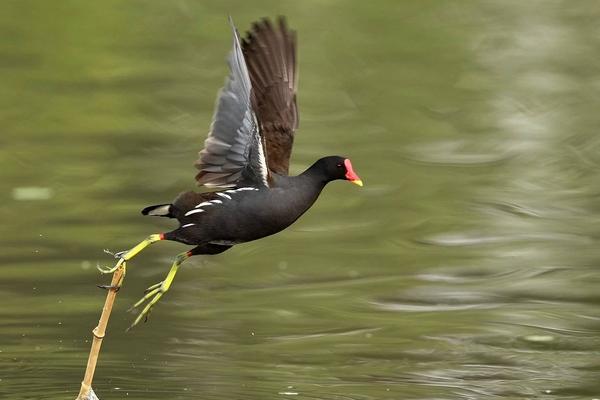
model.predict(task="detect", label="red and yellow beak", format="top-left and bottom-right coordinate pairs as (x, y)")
top-left (344, 159), bottom-right (363, 187)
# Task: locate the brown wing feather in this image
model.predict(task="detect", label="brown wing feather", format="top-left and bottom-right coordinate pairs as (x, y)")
top-left (241, 17), bottom-right (298, 176)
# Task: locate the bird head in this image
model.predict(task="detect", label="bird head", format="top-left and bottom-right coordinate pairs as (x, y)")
top-left (318, 156), bottom-right (363, 186)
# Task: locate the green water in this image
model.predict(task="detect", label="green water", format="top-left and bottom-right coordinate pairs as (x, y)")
top-left (2, 1), bottom-right (600, 399)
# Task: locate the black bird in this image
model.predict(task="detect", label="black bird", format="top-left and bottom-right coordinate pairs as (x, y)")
top-left (100, 17), bottom-right (363, 329)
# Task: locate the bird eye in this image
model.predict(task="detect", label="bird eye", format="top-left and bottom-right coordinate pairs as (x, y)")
top-left (336, 163), bottom-right (343, 168)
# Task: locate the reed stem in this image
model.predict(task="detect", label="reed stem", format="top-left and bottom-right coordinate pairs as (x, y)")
top-left (76, 262), bottom-right (125, 400)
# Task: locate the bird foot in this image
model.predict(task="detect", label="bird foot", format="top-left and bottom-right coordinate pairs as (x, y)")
top-left (98, 234), bottom-right (163, 275)
top-left (126, 281), bottom-right (166, 331)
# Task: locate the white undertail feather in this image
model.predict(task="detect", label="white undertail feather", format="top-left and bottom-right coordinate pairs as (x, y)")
top-left (147, 205), bottom-right (170, 216)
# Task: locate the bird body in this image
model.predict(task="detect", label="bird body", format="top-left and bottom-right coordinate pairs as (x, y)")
top-left (145, 158), bottom-right (348, 247)
top-left (102, 17), bottom-right (362, 329)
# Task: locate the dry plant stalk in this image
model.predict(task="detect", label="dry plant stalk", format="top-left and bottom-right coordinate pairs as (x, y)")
top-left (76, 262), bottom-right (126, 400)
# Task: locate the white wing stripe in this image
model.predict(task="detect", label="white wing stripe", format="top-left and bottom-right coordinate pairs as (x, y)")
top-left (255, 127), bottom-right (269, 186)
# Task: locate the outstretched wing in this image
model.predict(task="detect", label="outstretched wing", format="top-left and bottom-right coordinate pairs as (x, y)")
top-left (195, 18), bottom-right (269, 188)
top-left (242, 17), bottom-right (298, 176)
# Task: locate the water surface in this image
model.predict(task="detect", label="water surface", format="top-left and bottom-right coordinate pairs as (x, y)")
top-left (2, 1), bottom-right (600, 399)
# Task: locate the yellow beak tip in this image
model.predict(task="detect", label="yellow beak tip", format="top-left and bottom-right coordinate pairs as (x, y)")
top-left (351, 179), bottom-right (364, 187)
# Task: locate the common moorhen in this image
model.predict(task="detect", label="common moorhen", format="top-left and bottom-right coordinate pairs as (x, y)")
top-left (100, 17), bottom-right (363, 329)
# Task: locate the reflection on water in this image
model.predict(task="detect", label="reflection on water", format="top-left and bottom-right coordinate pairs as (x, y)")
top-left (1, 1), bottom-right (600, 399)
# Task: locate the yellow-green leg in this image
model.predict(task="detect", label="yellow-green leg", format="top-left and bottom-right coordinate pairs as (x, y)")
top-left (98, 234), bottom-right (163, 274)
top-left (127, 250), bottom-right (191, 330)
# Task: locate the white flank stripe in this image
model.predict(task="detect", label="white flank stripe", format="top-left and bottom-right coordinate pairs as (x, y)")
top-left (181, 223), bottom-right (195, 228)
top-left (211, 200), bottom-right (223, 204)
top-left (216, 192), bottom-right (232, 200)
top-left (221, 187), bottom-right (259, 195)
top-left (195, 201), bottom-right (214, 208)
top-left (184, 209), bottom-right (205, 216)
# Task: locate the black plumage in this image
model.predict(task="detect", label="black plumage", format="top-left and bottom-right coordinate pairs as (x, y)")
top-left (105, 17), bottom-right (363, 329)
top-left (164, 156), bottom-right (358, 247)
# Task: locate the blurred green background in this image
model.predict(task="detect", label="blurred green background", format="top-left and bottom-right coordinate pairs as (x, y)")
top-left (2, 1), bottom-right (600, 399)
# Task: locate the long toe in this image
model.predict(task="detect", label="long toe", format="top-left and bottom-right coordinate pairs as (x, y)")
top-left (126, 281), bottom-right (168, 330)
top-left (127, 287), bottom-right (160, 312)
top-left (144, 281), bottom-right (163, 294)
top-left (97, 258), bottom-right (125, 274)
top-left (128, 290), bottom-right (165, 330)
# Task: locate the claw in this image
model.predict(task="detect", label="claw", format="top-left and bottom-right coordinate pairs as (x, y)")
top-left (103, 248), bottom-right (116, 257)
top-left (97, 284), bottom-right (121, 292)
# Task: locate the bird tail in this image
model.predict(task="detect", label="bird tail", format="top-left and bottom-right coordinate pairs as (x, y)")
top-left (141, 204), bottom-right (174, 218)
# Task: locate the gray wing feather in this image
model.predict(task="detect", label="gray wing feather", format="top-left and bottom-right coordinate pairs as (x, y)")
top-left (195, 18), bottom-right (269, 188)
